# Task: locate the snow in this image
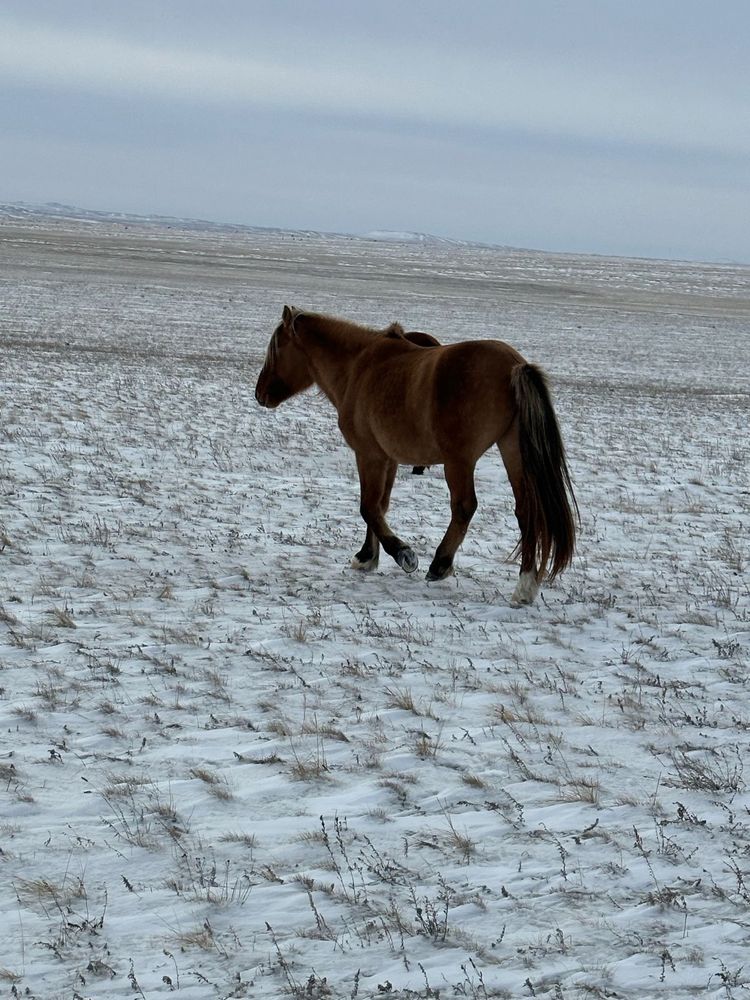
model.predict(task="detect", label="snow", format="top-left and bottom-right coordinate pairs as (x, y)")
top-left (1, 208), bottom-right (749, 999)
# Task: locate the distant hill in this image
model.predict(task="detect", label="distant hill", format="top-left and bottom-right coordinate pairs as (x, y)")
top-left (361, 229), bottom-right (500, 249)
top-left (0, 200), bottom-right (284, 235)
top-left (0, 201), bottom-right (505, 250)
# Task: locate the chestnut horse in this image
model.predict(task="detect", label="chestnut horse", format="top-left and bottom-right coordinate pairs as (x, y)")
top-left (255, 307), bottom-right (578, 604)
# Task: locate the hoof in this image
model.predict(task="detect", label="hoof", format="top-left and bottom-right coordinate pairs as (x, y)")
top-left (396, 546), bottom-right (419, 574)
top-left (351, 554), bottom-right (379, 572)
top-left (510, 571), bottom-right (539, 606)
top-left (426, 558), bottom-right (453, 582)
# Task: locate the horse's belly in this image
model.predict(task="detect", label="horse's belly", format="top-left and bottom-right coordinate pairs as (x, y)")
top-left (371, 414), bottom-right (443, 466)
top-left (390, 442), bottom-right (443, 466)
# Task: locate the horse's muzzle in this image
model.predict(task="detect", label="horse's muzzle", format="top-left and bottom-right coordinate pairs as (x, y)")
top-left (255, 388), bottom-right (278, 408)
top-left (255, 382), bottom-right (270, 407)
top-left (255, 374), bottom-right (288, 408)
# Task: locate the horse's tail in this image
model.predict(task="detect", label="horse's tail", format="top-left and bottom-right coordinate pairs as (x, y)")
top-left (510, 363), bottom-right (579, 579)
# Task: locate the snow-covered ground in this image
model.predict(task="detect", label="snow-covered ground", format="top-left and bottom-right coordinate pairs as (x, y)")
top-left (1, 211), bottom-right (748, 999)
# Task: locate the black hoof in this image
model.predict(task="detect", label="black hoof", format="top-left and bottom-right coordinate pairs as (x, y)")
top-left (396, 546), bottom-right (419, 574)
top-left (426, 556), bottom-right (453, 581)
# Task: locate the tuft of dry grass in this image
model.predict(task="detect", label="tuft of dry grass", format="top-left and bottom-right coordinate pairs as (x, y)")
top-left (15, 874), bottom-right (87, 910)
top-left (0, 604), bottom-right (20, 626)
top-left (50, 605), bottom-right (76, 628)
top-left (442, 812), bottom-right (477, 864)
top-left (461, 772), bottom-right (487, 790)
top-left (559, 776), bottom-right (601, 805)
top-left (189, 766), bottom-right (234, 801)
top-left (219, 831), bottom-right (258, 849)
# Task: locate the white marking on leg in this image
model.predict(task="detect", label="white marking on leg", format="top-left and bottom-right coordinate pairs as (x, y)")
top-left (351, 554), bottom-right (379, 572)
top-left (511, 571), bottom-right (539, 606)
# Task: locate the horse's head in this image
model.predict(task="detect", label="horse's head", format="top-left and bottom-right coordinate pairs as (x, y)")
top-left (255, 306), bottom-right (314, 408)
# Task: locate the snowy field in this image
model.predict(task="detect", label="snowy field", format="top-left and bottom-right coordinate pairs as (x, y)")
top-left (1, 209), bottom-right (749, 999)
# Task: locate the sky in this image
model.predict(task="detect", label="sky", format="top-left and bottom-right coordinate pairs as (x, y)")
top-left (1, 0), bottom-right (749, 262)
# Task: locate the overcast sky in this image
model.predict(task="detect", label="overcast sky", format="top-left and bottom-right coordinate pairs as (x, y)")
top-left (1, 1), bottom-right (748, 261)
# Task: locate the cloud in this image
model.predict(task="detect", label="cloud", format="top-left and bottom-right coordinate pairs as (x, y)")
top-left (0, 15), bottom-right (746, 158)
top-left (2, 7), bottom-right (747, 261)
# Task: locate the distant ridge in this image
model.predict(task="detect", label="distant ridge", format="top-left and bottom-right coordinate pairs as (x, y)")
top-left (0, 200), bottom-right (285, 235)
top-left (361, 229), bottom-right (500, 249)
top-left (5, 200), bottom-right (735, 264)
top-left (0, 201), bottom-right (505, 251)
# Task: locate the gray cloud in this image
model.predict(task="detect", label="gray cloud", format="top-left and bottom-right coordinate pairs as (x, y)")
top-left (1, 1), bottom-right (748, 261)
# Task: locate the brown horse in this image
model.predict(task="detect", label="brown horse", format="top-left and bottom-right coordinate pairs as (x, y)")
top-left (255, 307), bottom-right (578, 604)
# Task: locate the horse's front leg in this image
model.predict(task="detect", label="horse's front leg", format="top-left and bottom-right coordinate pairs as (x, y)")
top-left (426, 459), bottom-right (477, 581)
top-left (353, 454), bottom-right (418, 574)
top-left (352, 455), bottom-right (395, 570)
top-left (352, 524), bottom-right (381, 571)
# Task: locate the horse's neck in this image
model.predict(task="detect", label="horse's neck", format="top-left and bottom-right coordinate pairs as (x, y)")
top-left (300, 317), bottom-right (373, 406)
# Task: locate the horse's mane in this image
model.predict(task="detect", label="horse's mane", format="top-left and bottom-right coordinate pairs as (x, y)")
top-left (298, 312), bottom-right (395, 346)
top-left (385, 322), bottom-right (406, 338)
top-left (294, 312), bottom-right (439, 349)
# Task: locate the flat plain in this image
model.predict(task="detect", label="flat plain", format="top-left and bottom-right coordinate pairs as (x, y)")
top-left (1, 209), bottom-right (749, 999)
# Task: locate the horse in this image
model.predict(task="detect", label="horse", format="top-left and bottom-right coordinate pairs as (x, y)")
top-left (255, 306), bottom-right (578, 605)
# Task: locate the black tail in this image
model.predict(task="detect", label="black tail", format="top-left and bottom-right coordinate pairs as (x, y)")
top-left (511, 363), bottom-right (579, 579)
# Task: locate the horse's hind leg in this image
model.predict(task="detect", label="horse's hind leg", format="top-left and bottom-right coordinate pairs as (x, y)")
top-left (497, 429), bottom-right (539, 605)
top-left (355, 454), bottom-right (418, 574)
top-left (426, 460), bottom-right (477, 581)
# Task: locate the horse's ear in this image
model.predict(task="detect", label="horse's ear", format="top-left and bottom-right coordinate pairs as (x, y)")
top-left (282, 305), bottom-right (303, 335)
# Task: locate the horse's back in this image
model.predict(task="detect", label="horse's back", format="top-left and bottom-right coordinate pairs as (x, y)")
top-left (345, 335), bottom-right (525, 464)
top-left (403, 330), bottom-right (440, 349)
top-left (354, 334), bottom-right (526, 410)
